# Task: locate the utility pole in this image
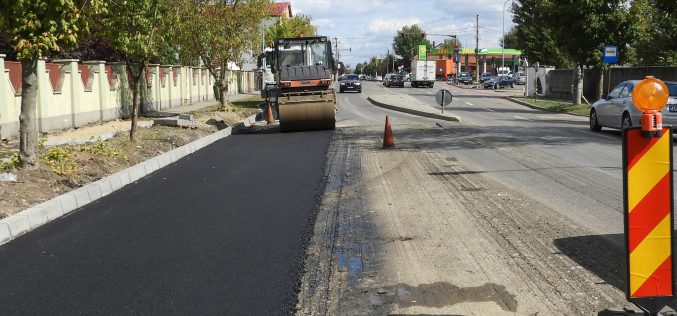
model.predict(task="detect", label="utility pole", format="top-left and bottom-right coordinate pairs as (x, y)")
top-left (475, 14), bottom-right (480, 85)
top-left (335, 37), bottom-right (339, 80)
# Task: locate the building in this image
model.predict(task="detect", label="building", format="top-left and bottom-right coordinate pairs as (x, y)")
top-left (413, 47), bottom-right (524, 80)
top-left (241, 2), bottom-right (292, 75)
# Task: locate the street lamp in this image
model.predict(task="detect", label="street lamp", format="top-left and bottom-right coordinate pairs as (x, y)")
top-left (502, 0), bottom-right (513, 73)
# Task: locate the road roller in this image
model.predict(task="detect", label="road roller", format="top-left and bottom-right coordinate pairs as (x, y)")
top-left (259, 36), bottom-right (336, 132)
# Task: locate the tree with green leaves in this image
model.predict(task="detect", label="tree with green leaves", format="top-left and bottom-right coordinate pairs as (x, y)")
top-left (100, 0), bottom-right (174, 142)
top-left (627, 0), bottom-right (677, 65)
top-left (0, 0), bottom-right (106, 168)
top-left (499, 28), bottom-right (519, 49)
top-left (439, 38), bottom-right (463, 51)
top-left (547, 0), bottom-right (630, 104)
top-left (511, 0), bottom-right (572, 69)
top-left (392, 25), bottom-right (430, 71)
top-left (174, 0), bottom-right (271, 110)
top-left (264, 13), bottom-right (316, 45)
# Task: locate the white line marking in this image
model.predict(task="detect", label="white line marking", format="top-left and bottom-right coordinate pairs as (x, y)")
top-left (465, 102), bottom-right (474, 106)
top-left (485, 108), bottom-right (495, 112)
top-left (513, 115), bottom-right (530, 120)
top-left (571, 129), bottom-right (619, 140)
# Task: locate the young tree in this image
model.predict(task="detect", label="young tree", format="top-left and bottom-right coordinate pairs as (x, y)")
top-left (440, 38), bottom-right (463, 51)
top-left (511, 0), bottom-right (572, 68)
top-left (627, 0), bottom-right (677, 65)
top-left (101, 0), bottom-right (174, 142)
top-left (547, 0), bottom-right (630, 104)
top-left (392, 25), bottom-right (431, 71)
top-left (264, 13), bottom-right (316, 45)
top-left (174, 0), bottom-right (271, 110)
top-left (499, 28), bottom-right (519, 49)
top-left (0, 0), bottom-right (105, 168)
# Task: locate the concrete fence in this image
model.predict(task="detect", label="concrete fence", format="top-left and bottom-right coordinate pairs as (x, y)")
top-left (527, 65), bottom-right (677, 101)
top-left (0, 54), bottom-right (258, 140)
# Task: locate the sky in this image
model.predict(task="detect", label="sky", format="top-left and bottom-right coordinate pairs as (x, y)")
top-left (290, 0), bottom-right (516, 69)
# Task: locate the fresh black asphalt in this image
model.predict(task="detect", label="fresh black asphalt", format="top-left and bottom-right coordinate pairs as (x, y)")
top-left (0, 131), bottom-right (332, 315)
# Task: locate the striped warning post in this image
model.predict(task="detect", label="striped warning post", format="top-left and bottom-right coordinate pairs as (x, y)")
top-left (624, 127), bottom-right (674, 300)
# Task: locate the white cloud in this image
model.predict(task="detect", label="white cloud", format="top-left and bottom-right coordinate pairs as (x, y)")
top-left (284, 0), bottom-right (516, 66)
top-left (367, 17), bottom-right (422, 34)
top-left (313, 18), bottom-right (335, 29)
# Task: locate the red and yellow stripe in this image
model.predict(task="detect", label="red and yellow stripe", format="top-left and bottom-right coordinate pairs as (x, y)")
top-left (625, 128), bottom-right (673, 298)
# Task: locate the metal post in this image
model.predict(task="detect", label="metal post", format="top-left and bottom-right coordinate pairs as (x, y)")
top-left (441, 92), bottom-right (445, 114)
top-left (502, 0), bottom-right (511, 72)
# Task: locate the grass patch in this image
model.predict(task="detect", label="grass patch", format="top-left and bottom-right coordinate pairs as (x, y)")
top-left (512, 97), bottom-right (591, 116)
top-left (230, 96), bottom-right (264, 110)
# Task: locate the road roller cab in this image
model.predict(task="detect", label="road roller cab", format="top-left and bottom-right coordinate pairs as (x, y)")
top-left (259, 36), bottom-right (337, 132)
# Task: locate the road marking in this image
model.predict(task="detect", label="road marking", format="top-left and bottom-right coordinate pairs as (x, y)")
top-left (465, 102), bottom-right (474, 106)
top-left (572, 129), bottom-right (619, 140)
top-left (485, 108), bottom-right (495, 112)
top-left (513, 115), bottom-right (530, 121)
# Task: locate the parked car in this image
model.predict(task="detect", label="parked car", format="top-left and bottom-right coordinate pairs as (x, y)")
top-left (483, 76), bottom-right (516, 89)
top-left (589, 80), bottom-right (677, 131)
top-left (383, 73), bottom-right (396, 85)
top-left (386, 74), bottom-right (406, 88)
top-left (339, 74), bottom-right (362, 93)
top-left (513, 71), bottom-right (526, 85)
top-left (480, 72), bottom-right (493, 83)
top-left (375, 75), bottom-right (383, 81)
top-left (458, 72), bottom-right (473, 85)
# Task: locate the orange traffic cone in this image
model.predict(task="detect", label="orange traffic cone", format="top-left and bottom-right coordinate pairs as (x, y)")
top-left (383, 115), bottom-right (395, 148)
top-left (266, 104), bottom-right (274, 125)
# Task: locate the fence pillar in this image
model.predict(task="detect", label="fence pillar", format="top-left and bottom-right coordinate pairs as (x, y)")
top-left (0, 54), bottom-right (6, 139)
top-left (83, 61), bottom-right (106, 122)
top-left (53, 59), bottom-right (80, 128)
top-left (161, 65), bottom-right (172, 108)
top-left (147, 64), bottom-right (160, 111)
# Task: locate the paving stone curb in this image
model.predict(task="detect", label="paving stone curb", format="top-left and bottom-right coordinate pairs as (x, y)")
top-left (367, 96), bottom-right (461, 122)
top-left (0, 114), bottom-right (258, 247)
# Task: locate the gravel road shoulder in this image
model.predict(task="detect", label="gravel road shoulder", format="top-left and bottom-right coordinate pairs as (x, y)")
top-left (297, 125), bottom-right (634, 315)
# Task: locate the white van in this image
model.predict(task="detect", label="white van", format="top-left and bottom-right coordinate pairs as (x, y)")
top-left (497, 67), bottom-right (512, 77)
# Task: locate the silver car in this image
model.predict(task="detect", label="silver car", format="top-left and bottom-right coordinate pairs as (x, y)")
top-left (589, 80), bottom-right (677, 131)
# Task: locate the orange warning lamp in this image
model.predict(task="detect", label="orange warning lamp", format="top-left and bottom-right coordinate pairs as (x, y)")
top-left (633, 76), bottom-right (670, 138)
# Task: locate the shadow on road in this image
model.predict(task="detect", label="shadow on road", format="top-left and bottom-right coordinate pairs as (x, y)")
top-left (553, 233), bottom-right (677, 311)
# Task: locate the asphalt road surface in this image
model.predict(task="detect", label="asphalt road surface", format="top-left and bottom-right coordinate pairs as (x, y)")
top-left (298, 81), bottom-right (677, 315)
top-left (0, 131), bottom-right (332, 315)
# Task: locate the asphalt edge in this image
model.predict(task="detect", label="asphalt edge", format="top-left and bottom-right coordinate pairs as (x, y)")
top-left (366, 96), bottom-right (461, 122)
top-left (0, 114), bottom-right (259, 247)
top-left (504, 96), bottom-right (587, 117)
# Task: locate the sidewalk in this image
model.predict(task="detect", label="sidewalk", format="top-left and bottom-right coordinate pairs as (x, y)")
top-left (367, 94), bottom-right (461, 122)
top-left (41, 93), bottom-right (261, 147)
top-left (160, 92), bottom-right (260, 114)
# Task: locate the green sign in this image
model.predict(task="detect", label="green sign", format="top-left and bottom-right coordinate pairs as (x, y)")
top-left (418, 45), bottom-right (427, 60)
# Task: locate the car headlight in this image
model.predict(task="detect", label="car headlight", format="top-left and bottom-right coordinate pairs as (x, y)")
top-left (340, 82), bottom-right (346, 85)
top-left (355, 82), bottom-right (361, 85)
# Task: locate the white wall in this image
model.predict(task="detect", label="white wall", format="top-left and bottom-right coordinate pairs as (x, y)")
top-left (0, 56), bottom-right (242, 140)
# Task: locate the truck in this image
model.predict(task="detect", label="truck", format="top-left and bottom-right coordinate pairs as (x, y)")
top-left (410, 60), bottom-right (436, 88)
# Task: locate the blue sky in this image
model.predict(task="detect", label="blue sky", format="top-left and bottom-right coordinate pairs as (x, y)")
top-left (291, 0), bottom-right (516, 69)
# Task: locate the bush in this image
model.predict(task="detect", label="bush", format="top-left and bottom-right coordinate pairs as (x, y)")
top-left (41, 147), bottom-right (78, 181)
top-left (0, 152), bottom-right (20, 171)
top-left (80, 140), bottom-right (128, 160)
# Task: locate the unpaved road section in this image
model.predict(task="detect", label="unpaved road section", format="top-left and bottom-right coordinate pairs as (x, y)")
top-left (297, 125), bottom-right (634, 315)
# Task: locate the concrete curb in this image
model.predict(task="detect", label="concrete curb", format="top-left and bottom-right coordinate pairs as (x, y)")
top-left (504, 97), bottom-right (587, 117)
top-left (0, 114), bottom-right (258, 247)
top-left (367, 97), bottom-right (461, 123)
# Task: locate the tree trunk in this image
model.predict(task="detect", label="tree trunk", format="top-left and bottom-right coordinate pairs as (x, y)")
top-left (19, 58), bottom-right (39, 169)
top-left (129, 64), bottom-right (142, 143)
top-left (221, 81), bottom-right (229, 109)
top-left (573, 64), bottom-right (583, 105)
